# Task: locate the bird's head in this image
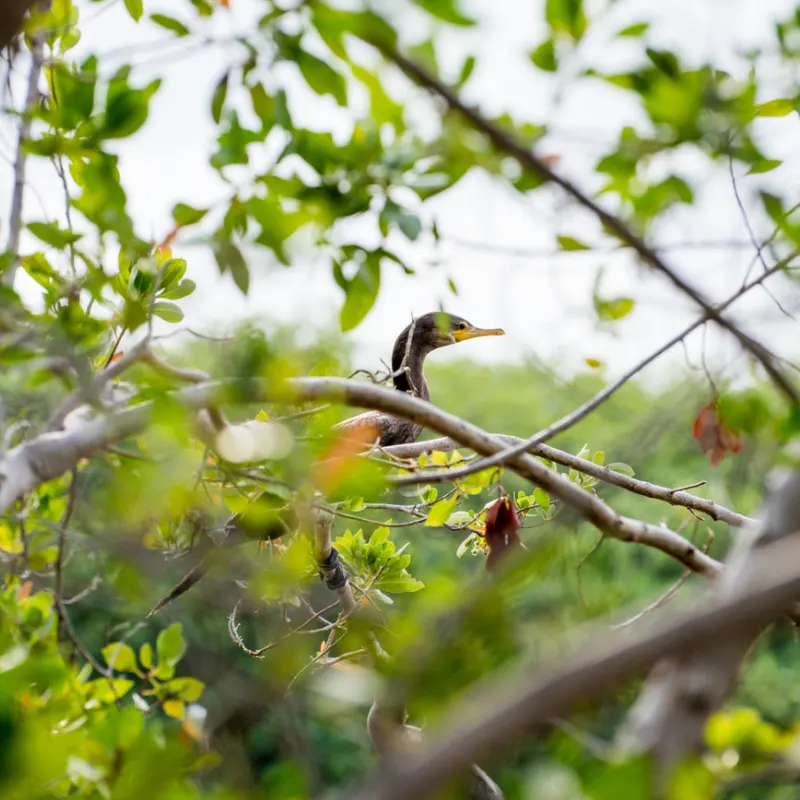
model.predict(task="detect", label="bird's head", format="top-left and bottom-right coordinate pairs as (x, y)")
top-left (408, 312), bottom-right (505, 351)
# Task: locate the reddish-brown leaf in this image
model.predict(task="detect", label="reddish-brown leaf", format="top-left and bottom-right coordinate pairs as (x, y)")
top-left (311, 422), bottom-right (380, 494)
top-left (483, 494), bottom-right (524, 572)
top-left (157, 226), bottom-right (179, 253)
top-left (692, 402), bottom-right (742, 466)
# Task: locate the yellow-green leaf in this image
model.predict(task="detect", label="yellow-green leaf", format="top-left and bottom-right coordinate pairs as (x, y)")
top-left (426, 496), bottom-right (458, 527)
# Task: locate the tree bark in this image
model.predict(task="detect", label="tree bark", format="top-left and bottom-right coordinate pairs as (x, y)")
top-left (0, 0), bottom-right (37, 51)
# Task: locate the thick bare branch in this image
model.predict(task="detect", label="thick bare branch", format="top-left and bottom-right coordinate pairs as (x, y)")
top-left (346, 509), bottom-right (800, 800)
top-left (615, 469), bottom-right (800, 780)
top-left (385, 435), bottom-right (753, 528)
top-left (372, 40), bottom-right (799, 405)
top-left (0, 377), bottom-right (723, 578)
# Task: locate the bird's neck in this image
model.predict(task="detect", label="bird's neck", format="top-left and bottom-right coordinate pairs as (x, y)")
top-left (392, 327), bottom-right (430, 400)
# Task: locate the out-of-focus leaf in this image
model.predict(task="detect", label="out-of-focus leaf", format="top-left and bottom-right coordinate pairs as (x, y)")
top-left (124, 0), bottom-right (143, 21)
top-left (755, 98), bottom-right (795, 117)
top-left (557, 235), bottom-right (589, 251)
top-left (411, 0), bottom-right (475, 27)
top-left (27, 222), bottom-right (81, 249)
top-left (530, 40), bottom-right (558, 72)
top-left (150, 13), bottom-right (190, 35)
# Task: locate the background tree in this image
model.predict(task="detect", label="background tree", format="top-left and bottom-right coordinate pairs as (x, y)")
top-left (2, 1), bottom-right (800, 799)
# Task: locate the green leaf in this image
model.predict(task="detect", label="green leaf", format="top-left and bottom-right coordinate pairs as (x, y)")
top-left (249, 83), bottom-right (275, 131)
top-left (456, 55), bottom-right (476, 88)
top-left (27, 221), bottom-right (81, 249)
top-left (164, 677), bottom-right (205, 702)
top-left (102, 642), bottom-right (138, 673)
top-left (585, 358), bottom-right (603, 369)
top-left (609, 462), bottom-right (635, 477)
top-left (152, 301), bottom-right (184, 323)
top-left (645, 48), bottom-right (679, 78)
top-left (139, 643), bottom-right (153, 669)
top-left (532, 488), bottom-right (550, 508)
top-left (52, 59), bottom-right (96, 129)
top-left (411, 0), bottom-right (475, 27)
top-left (172, 203), bottom-right (208, 226)
top-left (150, 13), bottom-right (190, 36)
top-left (530, 40), bottom-right (557, 72)
top-left (339, 254), bottom-right (380, 332)
top-left (295, 50), bottom-right (347, 106)
top-left (86, 677), bottom-right (135, 703)
top-left (760, 191), bottom-right (784, 225)
top-left (546, 0), bottom-right (587, 41)
top-left (617, 22), bottom-right (648, 37)
top-left (557, 235), bottom-right (589, 251)
top-left (747, 159), bottom-right (782, 174)
top-left (456, 532), bottom-right (478, 558)
top-left (157, 622), bottom-right (186, 666)
top-left (592, 450), bottom-right (605, 465)
top-left (101, 74), bottom-right (161, 140)
top-left (124, 0), bottom-right (143, 21)
top-left (380, 199), bottom-right (422, 241)
top-left (214, 240), bottom-right (249, 294)
top-left (425, 496), bottom-right (458, 527)
top-left (211, 72), bottom-right (229, 124)
top-left (755, 98), bottom-right (795, 117)
top-left (377, 574), bottom-right (425, 593)
top-left (596, 297), bottom-right (634, 321)
top-left (161, 279), bottom-right (196, 300)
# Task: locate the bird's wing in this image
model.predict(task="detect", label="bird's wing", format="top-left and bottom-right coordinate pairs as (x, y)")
top-left (333, 410), bottom-right (389, 445)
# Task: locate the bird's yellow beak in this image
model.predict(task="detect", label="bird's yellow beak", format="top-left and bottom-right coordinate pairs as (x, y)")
top-left (452, 326), bottom-right (505, 343)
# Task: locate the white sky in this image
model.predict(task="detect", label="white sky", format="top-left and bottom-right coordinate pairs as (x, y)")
top-left (2, 0), bottom-right (800, 392)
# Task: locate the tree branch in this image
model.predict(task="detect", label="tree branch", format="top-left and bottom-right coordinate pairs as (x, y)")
top-left (385, 257), bottom-right (796, 484)
top-left (371, 39), bottom-right (799, 405)
top-left (4, 1), bottom-right (49, 287)
top-left (0, 0), bottom-right (37, 51)
top-left (345, 506), bottom-right (800, 800)
top-left (0, 377), bottom-right (723, 578)
top-left (615, 470), bottom-right (800, 780)
top-left (385, 436), bottom-right (753, 528)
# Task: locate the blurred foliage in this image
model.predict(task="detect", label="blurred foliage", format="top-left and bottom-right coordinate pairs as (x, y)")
top-left (2, 0), bottom-right (800, 798)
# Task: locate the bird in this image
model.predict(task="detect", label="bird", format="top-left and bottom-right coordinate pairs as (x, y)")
top-left (335, 312), bottom-right (505, 447)
top-left (147, 312), bottom-right (504, 614)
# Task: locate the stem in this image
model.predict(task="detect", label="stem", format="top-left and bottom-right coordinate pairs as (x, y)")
top-left (4, 14), bottom-right (47, 286)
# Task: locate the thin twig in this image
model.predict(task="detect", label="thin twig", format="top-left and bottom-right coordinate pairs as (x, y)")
top-left (388, 437), bottom-right (752, 528)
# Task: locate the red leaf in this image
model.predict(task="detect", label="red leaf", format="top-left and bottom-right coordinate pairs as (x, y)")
top-left (157, 226), bottom-right (179, 253)
top-left (483, 494), bottom-right (524, 572)
top-left (311, 422), bottom-right (380, 494)
top-left (692, 402), bottom-right (742, 466)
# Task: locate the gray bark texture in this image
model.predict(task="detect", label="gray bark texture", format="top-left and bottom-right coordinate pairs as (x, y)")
top-left (615, 467), bottom-right (800, 779)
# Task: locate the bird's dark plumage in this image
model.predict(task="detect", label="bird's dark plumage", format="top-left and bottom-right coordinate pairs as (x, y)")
top-left (336, 312), bottom-right (504, 447)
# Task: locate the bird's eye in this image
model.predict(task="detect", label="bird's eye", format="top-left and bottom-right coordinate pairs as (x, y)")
top-left (457, 321), bottom-right (468, 330)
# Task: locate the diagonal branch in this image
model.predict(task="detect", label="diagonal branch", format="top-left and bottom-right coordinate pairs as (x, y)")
top-left (371, 39), bottom-right (799, 405)
top-left (0, 377), bottom-right (723, 578)
top-left (390, 257), bottom-right (797, 482)
top-left (384, 435), bottom-right (753, 528)
top-left (345, 512), bottom-right (800, 800)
